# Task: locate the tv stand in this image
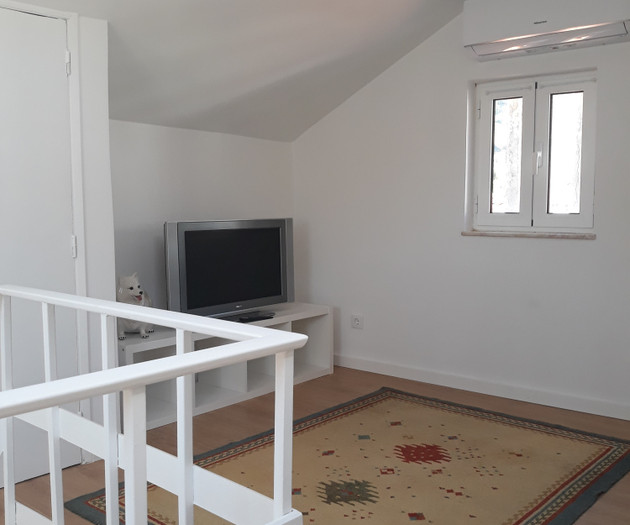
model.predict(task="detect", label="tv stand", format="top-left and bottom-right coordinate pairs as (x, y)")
top-left (118, 302), bottom-right (333, 429)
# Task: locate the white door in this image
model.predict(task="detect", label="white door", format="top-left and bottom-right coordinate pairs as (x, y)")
top-left (0, 7), bottom-right (81, 481)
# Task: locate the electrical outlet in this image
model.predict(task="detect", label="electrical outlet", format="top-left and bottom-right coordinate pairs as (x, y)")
top-left (351, 314), bottom-right (364, 329)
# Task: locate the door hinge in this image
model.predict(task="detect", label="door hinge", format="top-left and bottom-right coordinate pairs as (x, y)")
top-left (476, 100), bottom-right (481, 120)
top-left (474, 195), bottom-right (479, 214)
top-left (65, 50), bottom-right (71, 76)
top-left (71, 235), bottom-right (78, 259)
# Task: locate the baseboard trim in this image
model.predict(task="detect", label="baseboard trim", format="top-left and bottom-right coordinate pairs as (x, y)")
top-left (334, 354), bottom-right (629, 421)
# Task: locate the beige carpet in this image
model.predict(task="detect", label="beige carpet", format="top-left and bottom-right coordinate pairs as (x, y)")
top-left (67, 388), bottom-right (630, 524)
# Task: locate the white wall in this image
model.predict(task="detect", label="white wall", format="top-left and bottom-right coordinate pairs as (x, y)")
top-left (292, 15), bottom-right (630, 419)
top-left (79, 17), bottom-right (117, 303)
top-left (109, 121), bottom-right (294, 309)
top-left (76, 17), bottom-right (117, 427)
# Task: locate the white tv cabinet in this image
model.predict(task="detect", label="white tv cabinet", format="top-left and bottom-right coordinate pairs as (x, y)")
top-left (117, 302), bottom-right (333, 429)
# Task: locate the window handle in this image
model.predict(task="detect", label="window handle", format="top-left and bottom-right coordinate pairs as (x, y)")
top-left (533, 148), bottom-right (543, 175)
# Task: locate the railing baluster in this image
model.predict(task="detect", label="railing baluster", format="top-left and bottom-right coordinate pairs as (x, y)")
top-left (0, 294), bottom-right (16, 525)
top-left (42, 303), bottom-right (65, 524)
top-left (100, 314), bottom-right (120, 525)
top-left (0, 295), bottom-right (13, 381)
top-left (176, 329), bottom-right (194, 524)
top-left (47, 406), bottom-right (64, 524)
top-left (274, 349), bottom-right (295, 519)
top-left (42, 303), bottom-right (57, 383)
top-left (122, 386), bottom-right (147, 525)
top-left (1, 418), bottom-right (16, 525)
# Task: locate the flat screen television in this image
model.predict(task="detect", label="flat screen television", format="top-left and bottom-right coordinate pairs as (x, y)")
top-left (164, 218), bottom-right (294, 319)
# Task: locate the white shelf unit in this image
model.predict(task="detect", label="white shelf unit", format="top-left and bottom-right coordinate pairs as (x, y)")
top-left (117, 302), bottom-right (333, 429)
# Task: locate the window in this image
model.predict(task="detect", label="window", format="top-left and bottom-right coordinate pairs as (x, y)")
top-left (472, 73), bottom-right (596, 233)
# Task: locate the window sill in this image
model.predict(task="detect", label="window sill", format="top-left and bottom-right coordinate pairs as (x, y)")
top-left (461, 231), bottom-right (596, 240)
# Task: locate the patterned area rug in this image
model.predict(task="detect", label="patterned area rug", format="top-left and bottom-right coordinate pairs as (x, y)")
top-left (66, 388), bottom-right (630, 524)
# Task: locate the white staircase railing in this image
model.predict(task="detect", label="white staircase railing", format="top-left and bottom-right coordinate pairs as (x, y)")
top-left (0, 284), bottom-right (306, 525)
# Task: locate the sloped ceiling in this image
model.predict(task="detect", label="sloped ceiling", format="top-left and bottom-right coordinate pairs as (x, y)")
top-left (10, 0), bottom-right (463, 141)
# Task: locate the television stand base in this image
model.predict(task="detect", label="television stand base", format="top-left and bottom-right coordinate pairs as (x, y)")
top-left (236, 311), bottom-right (276, 323)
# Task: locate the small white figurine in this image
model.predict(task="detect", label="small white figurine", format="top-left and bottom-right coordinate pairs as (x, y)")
top-left (116, 273), bottom-right (154, 339)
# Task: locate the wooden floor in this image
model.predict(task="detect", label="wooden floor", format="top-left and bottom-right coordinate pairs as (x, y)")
top-left (4, 366), bottom-right (630, 524)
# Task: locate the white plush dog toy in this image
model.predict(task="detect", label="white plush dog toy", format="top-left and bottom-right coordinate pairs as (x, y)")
top-left (116, 273), bottom-right (154, 339)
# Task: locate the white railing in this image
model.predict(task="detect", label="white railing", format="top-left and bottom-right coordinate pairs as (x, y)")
top-left (0, 284), bottom-right (307, 525)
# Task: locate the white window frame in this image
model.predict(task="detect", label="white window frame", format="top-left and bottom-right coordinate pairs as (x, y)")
top-left (472, 72), bottom-right (597, 234)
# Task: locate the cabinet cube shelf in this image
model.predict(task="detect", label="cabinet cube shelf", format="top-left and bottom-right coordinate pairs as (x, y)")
top-left (118, 302), bottom-right (333, 429)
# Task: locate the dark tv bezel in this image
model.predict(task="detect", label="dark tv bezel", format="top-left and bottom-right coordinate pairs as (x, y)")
top-left (165, 218), bottom-right (294, 318)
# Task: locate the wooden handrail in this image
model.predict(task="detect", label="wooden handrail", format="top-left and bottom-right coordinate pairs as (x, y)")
top-left (0, 285), bottom-right (306, 525)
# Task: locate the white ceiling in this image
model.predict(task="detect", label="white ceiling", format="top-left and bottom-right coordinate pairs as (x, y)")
top-left (10, 0), bottom-right (464, 141)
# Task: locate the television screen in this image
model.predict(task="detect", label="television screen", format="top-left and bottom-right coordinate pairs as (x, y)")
top-left (165, 219), bottom-right (294, 318)
top-left (184, 228), bottom-right (282, 310)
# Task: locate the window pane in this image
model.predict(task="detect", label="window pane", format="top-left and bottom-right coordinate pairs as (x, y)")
top-left (491, 98), bottom-right (523, 213)
top-left (548, 92), bottom-right (583, 214)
